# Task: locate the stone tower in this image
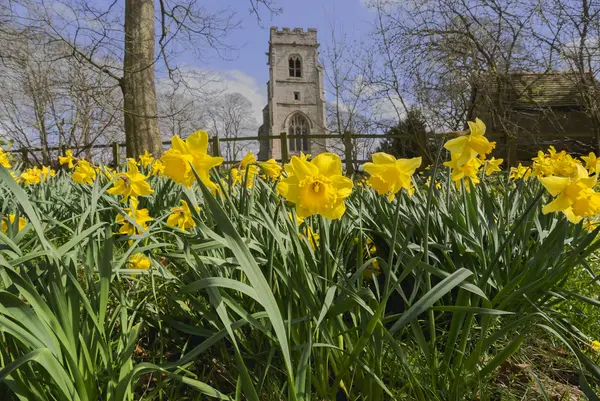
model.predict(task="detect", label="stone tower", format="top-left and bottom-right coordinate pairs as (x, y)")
top-left (258, 27), bottom-right (327, 160)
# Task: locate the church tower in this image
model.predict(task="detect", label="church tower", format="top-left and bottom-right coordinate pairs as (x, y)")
top-left (258, 27), bottom-right (327, 160)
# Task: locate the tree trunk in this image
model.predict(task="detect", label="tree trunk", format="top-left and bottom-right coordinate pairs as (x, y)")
top-left (122, 0), bottom-right (161, 159)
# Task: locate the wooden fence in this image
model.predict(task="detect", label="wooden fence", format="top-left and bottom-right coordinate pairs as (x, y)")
top-left (8, 130), bottom-right (593, 172)
top-left (9, 131), bottom-right (429, 175)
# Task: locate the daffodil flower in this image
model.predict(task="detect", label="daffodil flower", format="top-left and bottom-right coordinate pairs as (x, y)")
top-left (277, 153), bottom-right (353, 219)
top-left (363, 152), bottom-right (422, 201)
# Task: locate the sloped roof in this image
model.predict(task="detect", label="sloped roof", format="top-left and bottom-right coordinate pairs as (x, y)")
top-left (477, 72), bottom-right (590, 108)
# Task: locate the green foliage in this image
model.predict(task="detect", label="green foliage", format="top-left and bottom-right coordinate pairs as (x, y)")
top-left (0, 163), bottom-right (599, 400)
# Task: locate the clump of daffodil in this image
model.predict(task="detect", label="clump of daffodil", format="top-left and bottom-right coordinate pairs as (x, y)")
top-left (1, 214), bottom-right (27, 233)
top-left (20, 166), bottom-right (55, 185)
top-left (107, 158), bottom-right (153, 201)
top-left (581, 152), bottom-right (600, 175)
top-left (277, 152), bottom-right (353, 220)
top-left (0, 147), bottom-right (11, 168)
top-left (139, 150), bottom-right (154, 168)
top-left (10, 171), bottom-right (20, 183)
top-left (302, 225), bottom-right (320, 251)
top-left (425, 177), bottom-right (442, 190)
top-left (166, 200), bottom-right (198, 231)
top-left (128, 253), bottom-right (151, 270)
top-left (160, 130), bottom-right (223, 191)
top-left (509, 163), bottom-right (531, 181)
top-left (115, 198), bottom-right (153, 236)
top-left (58, 150), bottom-right (76, 169)
top-left (444, 153), bottom-right (483, 190)
top-left (363, 152), bottom-right (422, 201)
top-left (531, 146), bottom-right (581, 178)
top-left (150, 160), bottom-right (165, 176)
top-left (72, 159), bottom-right (97, 184)
top-left (99, 166), bottom-right (117, 181)
top-left (259, 158), bottom-right (282, 180)
top-left (483, 156), bottom-right (503, 176)
top-left (443, 118), bottom-right (496, 166)
top-left (592, 340), bottom-right (600, 352)
top-left (288, 212), bottom-right (319, 250)
top-left (539, 164), bottom-right (600, 223)
top-left (442, 118), bottom-right (495, 189)
top-left (232, 151), bottom-right (258, 189)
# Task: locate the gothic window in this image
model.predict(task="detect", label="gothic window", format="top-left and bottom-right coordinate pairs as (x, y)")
top-left (294, 91), bottom-right (300, 100)
top-left (288, 56), bottom-right (302, 78)
top-left (288, 114), bottom-right (309, 152)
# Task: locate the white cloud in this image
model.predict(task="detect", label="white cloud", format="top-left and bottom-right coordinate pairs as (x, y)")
top-left (158, 66), bottom-right (267, 127)
top-left (214, 70), bottom-right (267, 124)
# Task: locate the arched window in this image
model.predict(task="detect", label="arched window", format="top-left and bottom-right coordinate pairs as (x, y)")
top-left (288, 114), bottom-right (309, 152)
top-left (288, 56), bottom-right (302, 78)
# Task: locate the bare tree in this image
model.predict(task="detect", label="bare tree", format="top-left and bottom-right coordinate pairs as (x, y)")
top-left (322, 24), bottom-right (382, 169)
top-left (535, 0), bottom-right (600, 152)
top-left (207, 93), bottom-right (257, 161)
top-left (4, 0), bottom-right (279, 157)
top-left (0, 28), bottom-right (122, 164)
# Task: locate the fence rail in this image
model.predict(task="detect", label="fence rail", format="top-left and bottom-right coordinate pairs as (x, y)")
top-left (7, 130), bottom-right (597, 171)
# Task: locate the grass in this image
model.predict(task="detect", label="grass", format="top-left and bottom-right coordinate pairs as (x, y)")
top-left (0, 158), bottom-right (599, 400)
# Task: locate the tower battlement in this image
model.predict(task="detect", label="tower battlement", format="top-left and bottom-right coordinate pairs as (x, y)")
top-left (270, 27), bottom-right (317, 44)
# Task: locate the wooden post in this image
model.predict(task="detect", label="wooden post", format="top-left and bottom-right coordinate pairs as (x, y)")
top-left (343, 130), bottom-right (354, 175)
top-left (212, 135), bottom-right (221, 157)
top-left (280, 132), bottom-right (289, 164)
top-left (505, 132), bottom-right (517, 167)
top-left (112, 142), bottom-right (120, 168)
top-left (20, 149), bottom-right (29, 167)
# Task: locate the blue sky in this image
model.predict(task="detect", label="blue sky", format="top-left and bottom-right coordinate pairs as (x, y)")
top-left (191, 0), bottom-right (375, 122)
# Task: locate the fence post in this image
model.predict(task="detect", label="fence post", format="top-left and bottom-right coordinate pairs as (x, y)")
top-left (280, 132), bottom-right (289, 164)
top-left (212, 135), bottom-right (221, 157)
top-left (112, 142), bottom-right (120, 168)
top-left (505, 132), bottom-right (516, 167)
top-left (343, 130), bottom-right (354, 175)
top-left (20, 148), bottom-right (29, 167)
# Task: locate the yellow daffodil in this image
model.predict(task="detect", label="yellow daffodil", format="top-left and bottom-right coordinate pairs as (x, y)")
top-left (41, 166), bottom-right (56, 179)
top-left (444, 153), bottom-right (483, 190)
top-left (0, 148), bottom-right (11, 168)
top-left (115, 198), bottom-right (153, 236)
top-left (425, 177), bottom-right (442, 190)
top-left (363, 152), bottom-right (422, 201)
top-left (166, 200), bottom-right (198, 231)
top-left (277, 152), bottom-right (353, 219)
top-left (10, 171), bottom-right (20, 183)
top-left (299, 152), bottom-right (311, 161)
top-left (532, 147), bottom-right (581, 178)
top-left (128, 253), bottom-right (151, 270)
top-left (301, 225), bottom-right (320, 251)
top-left (160, 131), bottom-right (224, 191)
top-left (150, 160), bottom-right (165, 176)
top-left (235, 151), bottom-right (258, 188)
top-left (139, 150), bottom-right (154, 168)
top-left (509, 163), bottom-right (531, 181)
top-left (58, 150), bottom-right (76, 169)
top-left (240, 151), bottom-right (256, 168)
top-left (72, 160), bottom-right (97, 184)
top-left (592, 340), bottom-right (600, 352)
top-left (20, 166), bottom-right (55, 185)
top-left (1, 214), bottom-right (27, 233)
top-left (259, 159), bottom-right (282, 179)
top-left (539, 164), bottom-right (600, 222)
top-left (581, 152), bottom-right (600, 175)
top-left (484, 157), bottom-right (503, 176)
top-left (443, 118), bottom-right (495, 166)
top-left (107, 158), bottom-right (153, 201)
